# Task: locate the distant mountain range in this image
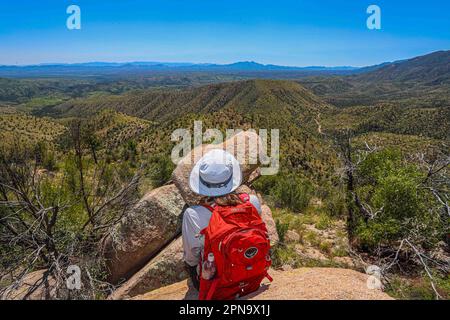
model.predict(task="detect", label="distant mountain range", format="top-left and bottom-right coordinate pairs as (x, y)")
top-left (0, 60), bottom-right (359, 71)
top-left (0, 60), bottom-right (363, 78)
top-left (1, 50), bottom-right (448, 79)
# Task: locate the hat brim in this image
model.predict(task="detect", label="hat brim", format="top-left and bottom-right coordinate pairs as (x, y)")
top-left (189, 149), bottom-right (242, 197)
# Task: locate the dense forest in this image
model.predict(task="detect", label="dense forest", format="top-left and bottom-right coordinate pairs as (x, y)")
top-left (0, 51), bottom-right (449, 299)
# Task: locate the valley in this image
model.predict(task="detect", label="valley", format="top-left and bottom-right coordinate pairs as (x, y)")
top-left (0, 50), bottom-right (449, 300)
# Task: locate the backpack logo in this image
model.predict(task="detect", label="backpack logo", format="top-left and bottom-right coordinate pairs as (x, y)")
top-left (244, 247), bottom-right (258, 259)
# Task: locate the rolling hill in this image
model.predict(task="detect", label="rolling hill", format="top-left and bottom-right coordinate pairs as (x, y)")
top-left (42, 77), bottom-right (449, 142)
top-left (320, 104), bottom-right (450, 140)
top-left (42, 80), bottom-right (340, 187)
top-left (354, 50), bottom-right (450, 84)
top-left (47, 79), bottom-right (333, 124)
top-left (300, 51), bottom-right (450, 108)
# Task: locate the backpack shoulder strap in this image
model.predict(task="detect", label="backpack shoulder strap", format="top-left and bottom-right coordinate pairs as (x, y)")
top-left (198, 203), bottom-right (216, 236)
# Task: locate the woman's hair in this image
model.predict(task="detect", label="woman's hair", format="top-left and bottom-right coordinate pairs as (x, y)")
top-left (203, 192), bottom-right (244, 206)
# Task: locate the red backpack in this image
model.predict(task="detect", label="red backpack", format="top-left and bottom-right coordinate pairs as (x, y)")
top-left (198, 193), bottom-right (272, 300)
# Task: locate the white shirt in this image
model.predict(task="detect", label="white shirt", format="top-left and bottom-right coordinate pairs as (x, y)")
top-left (182, 195), bottom-right (262, 267)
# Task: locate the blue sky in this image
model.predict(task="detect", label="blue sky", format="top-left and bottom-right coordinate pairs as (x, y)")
top-left (1, 0), bottom-right (449, 66)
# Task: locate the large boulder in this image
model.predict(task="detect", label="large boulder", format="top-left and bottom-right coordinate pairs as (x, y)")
top-left (109, 237), bottom-right (187, 300)
top-left (103, 184), bottom-right (185, 284)
top-left (172, 131), bottom-right (263, 205)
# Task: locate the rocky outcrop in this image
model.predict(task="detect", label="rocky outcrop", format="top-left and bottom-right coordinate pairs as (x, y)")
top-left (107, 186), bottom-right (279, 299)
top-left (109, 196), bottom-right (279, 300)
top-left (105, 131), bottom-right (279, 297)
top-left (109, 237), bottom-right (187, 300)
top-left (172, 131), bottom-right (262, 205)
top-left (103, 184), bottom-right (185, 284)
top-left (132, 268), bottom-right (394, 300)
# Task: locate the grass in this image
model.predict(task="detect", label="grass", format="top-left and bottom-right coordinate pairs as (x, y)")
top-left (315, 212), bottom-right (334, 230)
top-left (272, 207), bottom-right (339, 238)
top-left (386, 273), bottom-right (450, 300)
top-left (17, 96), bottom-right (66, 112)
top-left (331, 243), bottom-right (349, 257)
top-left (271, 243), bottom-right (341, 269)
top-left (271, 205), bottom-right (352, 269)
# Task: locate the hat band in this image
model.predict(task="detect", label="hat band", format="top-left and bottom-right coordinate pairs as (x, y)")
top-left (199, 174), bottom-right (233, 189)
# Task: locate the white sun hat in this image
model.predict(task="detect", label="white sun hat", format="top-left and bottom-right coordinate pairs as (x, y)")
top-left (189, 149), bottom-right (242, 197)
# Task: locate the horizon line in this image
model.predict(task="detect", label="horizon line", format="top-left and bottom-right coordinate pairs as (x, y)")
top-left (0, 60), bottom-right (362, 68)
top-left (0, 49), bottom-right (447, 69)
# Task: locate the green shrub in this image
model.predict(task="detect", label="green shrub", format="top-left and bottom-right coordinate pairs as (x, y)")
top-left (275, 219), bottom-right (289, 243)
top-left (34, 141), bottom-right (58, 171)
top-left (315, 212), bottom-right (333, 230)
top-left (147, 154), bottom-right (175, 188)
top-left (121, 140), bottom-right (138, 164)
top-left (386, 274), bottom-right (450, 300)
top-left (253, 175), bottom-right (279, 194)
top-left (324, 188), bottom-right (347, 217)
top-left (270, 175), bottom-right (313, 212)
top-left (354, 149), bottom-right (443, 250)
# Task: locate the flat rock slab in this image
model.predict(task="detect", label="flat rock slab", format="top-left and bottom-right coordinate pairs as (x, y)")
top-left (132, 268), bottom-right (393, 300)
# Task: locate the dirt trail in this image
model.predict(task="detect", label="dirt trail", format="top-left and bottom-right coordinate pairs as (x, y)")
top-left (132, 267), bottom-right (393, 300)
top-left (314, 112), bottom-right (323, 134)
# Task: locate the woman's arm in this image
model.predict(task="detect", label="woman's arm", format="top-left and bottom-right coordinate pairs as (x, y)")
top-left (181, 206), bottom-right (212, 267)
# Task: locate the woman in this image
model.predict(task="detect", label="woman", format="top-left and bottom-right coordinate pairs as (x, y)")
top-left (182, 149), bottom-right (262, 290)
